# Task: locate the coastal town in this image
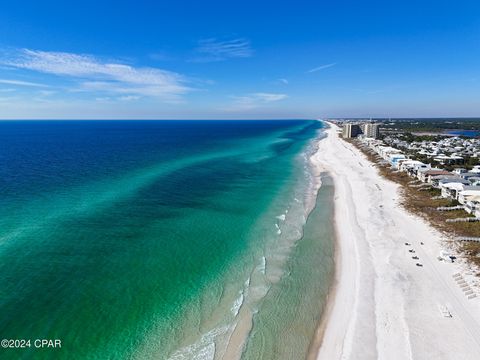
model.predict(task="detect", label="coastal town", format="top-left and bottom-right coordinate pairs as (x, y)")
top-left (329, 119), bottom-right (480, 268)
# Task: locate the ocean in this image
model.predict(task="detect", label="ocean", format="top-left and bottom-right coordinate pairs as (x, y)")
top-left (0, 120), bottom-right (335, 359)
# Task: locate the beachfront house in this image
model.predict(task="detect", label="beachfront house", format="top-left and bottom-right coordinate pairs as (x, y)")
top-left (376, 146), bottom-right (401, 159)
top-left (389, 154), bottom-right (407, 168)
top-left (440, 180), bottom-right (474, 199)
top-left (399, 160), bottom-right (430, 177)
top-left (458, 188), bottom-right (480, 205)
top-left (418, 169), bottom-right (452, 183)
top-left (430, 175), bottom-right (459, 188)
top-left (399, 160), bottom-right (421, 173)
top-left (412, 163), bottom-right (431, 177)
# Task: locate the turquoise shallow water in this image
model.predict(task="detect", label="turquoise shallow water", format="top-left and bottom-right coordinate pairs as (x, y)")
top-left (0, 120), bottom-right (334, 359)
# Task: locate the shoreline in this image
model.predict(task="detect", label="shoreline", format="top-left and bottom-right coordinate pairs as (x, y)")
top-left (305, 124), bottom-right (340, 360)
top-left (212, 123), bottom-right (335, 360)
top-left (313, 122), bottom-right (480, 359)
top-left (306, 192), bottom-right (339, 360)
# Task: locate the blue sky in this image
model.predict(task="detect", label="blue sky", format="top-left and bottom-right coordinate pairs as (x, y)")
top-left (0, 0), bottom-right (479, 119)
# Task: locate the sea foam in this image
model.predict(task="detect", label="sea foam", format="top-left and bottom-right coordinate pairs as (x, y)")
top-left (231, 291), bottom-right (244, 317)
top-left (168, 326), bottom-right (227, 360)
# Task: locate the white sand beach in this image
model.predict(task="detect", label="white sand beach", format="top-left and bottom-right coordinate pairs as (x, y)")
top-left (314, 123), bottom-right (480, 360)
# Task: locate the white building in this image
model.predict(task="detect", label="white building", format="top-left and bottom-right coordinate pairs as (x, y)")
top-left (440, 181), bottom-right (472, 199)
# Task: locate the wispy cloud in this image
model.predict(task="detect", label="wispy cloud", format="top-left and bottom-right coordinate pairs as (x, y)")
top-left (118, 95), bottom-right (141, 101)
top-left (226, 92), bottom-right (287, 111)
top-left (0, 78), bottom-right (48, 87)
top-left (250, 93), bottom-right (287, 102)
top-left (193, 38), bottom-right (253, 62)
top-left (1, 49), bottom-right (191, 101)
top-left (278, 78), bottom-right (289, 85)
top-left (307, 62), bottom-right (337, 73)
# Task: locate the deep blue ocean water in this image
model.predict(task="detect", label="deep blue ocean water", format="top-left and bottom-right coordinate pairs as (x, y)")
top-left (0, 120), bottom-right (334, 359)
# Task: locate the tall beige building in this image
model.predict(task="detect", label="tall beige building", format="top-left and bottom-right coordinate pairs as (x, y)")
top-left (363, 123), bottom-right (380, 139)
top-left (342, 124), bottom-right (362, 138)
